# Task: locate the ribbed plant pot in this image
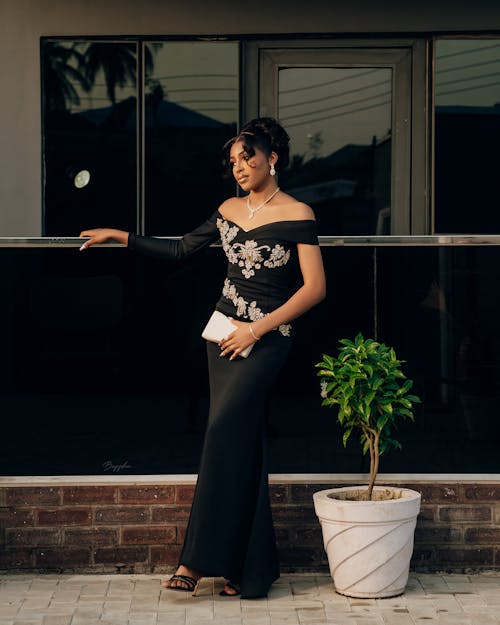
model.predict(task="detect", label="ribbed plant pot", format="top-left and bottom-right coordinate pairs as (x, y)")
top-left (313, 486), bottom-right (421, 598)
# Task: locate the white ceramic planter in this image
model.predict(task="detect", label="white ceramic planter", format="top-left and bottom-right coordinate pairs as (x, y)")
top-left (313, 486), bottom-right (421, 598)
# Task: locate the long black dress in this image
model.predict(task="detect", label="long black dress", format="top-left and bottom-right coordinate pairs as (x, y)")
top-left (128, 209), bottom-right (319, 598)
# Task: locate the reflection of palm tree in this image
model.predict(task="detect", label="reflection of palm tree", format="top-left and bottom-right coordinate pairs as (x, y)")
top-left (43, 42), bottom-right (89, 111)
top-left (82, 43), bottom-right (154, 105)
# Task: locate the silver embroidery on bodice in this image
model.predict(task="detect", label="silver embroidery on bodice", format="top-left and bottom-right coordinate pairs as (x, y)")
top-left (217, 217), bottom-right (293, 337)
top-left (217, 218), bottom-right (291, 279)
top-left (222, 279), bottom-right (292, 338)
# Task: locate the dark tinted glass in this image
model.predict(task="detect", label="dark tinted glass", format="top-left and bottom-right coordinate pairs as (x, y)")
top-left (435, 40), bottom-right (500, 233)
top-left (144, 42), bottom-right (238, 234)
top-left (2, 245), bottom-right (500, 475)
top-left (278, 68), bottom-right (392, 235)
top-left (42, 40), bottom-right (138, 235)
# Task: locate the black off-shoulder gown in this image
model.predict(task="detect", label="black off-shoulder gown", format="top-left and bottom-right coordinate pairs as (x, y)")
top-left (128, 209), bottom-right (319, 598)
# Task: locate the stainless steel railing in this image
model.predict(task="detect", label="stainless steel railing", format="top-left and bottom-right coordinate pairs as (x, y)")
top-left (2, 235), bottom-right (500, 247)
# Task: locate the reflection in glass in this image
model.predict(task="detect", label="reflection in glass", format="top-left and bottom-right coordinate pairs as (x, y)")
top-left (2, 244), bottom-right (500, 475)
top-left (377, 246), bottom-right (500, 472)
top-left (278, 68), bottom-right (392, 235)
top-left (435, 39), bottom-right (500, 233)
top-left (144, 42), bottom-right (238, 234)
top-left (42, 40), bottom-right (139, 235)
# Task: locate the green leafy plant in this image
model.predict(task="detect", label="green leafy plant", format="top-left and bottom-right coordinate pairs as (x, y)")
top-left (315, 333), bottom-right (421, 500)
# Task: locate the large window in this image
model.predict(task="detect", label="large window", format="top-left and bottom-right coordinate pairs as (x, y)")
top-left (258, 46), bottom-right (416, 235)
top-left (278, 67), bottom-right (392, 235)
top-left (14, 36), bottom-right (498, 477)
top-left (42, 41), bottom-right (139, 235)
top-left (41, 40), bottom-right (239, 236)
top-left (434, 39), bottom-right (500, 233)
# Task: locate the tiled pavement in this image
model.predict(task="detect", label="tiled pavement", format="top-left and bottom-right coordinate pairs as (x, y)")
top-left (0, 572), bottom-right (500, 625)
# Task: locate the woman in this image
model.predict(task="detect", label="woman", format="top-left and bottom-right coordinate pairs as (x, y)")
top-left (80, 117), bottom-right (326, 599)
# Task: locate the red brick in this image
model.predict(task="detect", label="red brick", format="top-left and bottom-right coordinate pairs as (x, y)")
top-left (278, 546), bottom-right (327, 567)
top-left (119, 486), bottom-right (174, 504)
top-left (35, 548), bottom-right (90, 568)
top-left (0, 507), bottom-right (34, 527)
top-left (418, 506), bottom-right (437, 523)
top-left (94, 507), bottom-right (148, 524)
top-left (37, 509), bottom-right (91, 526)
top-left (404, 484), bottom-right (459, 504)
top-left (415, 527), bottom-right (462, 543)
top-left (175, 486), bottom-right (195, 504)
top-left (0, 488), bottom-right (5, 507)
top-left (63, 486), bottom-right (116, 505)
top-left (436, 547), bottom-right (494, 565)
top-left (411, 547), bottom-right (436, 566)
top-left (151, 506), bottom-right (191, 523)
top-left (269, 485), bottom-right (288, 503)
top-left (6, 529), bottom-right (60, 547)
top-left (64, 528), bottom-right (118, 547)
top-left (465, 528), bottom-right (500, 544)
top-left (177, 524), bottom-right (187, 544)
top-left (495, 505), bottom-right (500, 524)
top-left (439, 506), bottom-right (492, 523)
top-left (274, 528), bottom-right (289, 543)
top-left (122, 526), bottom-right (177, 545)
top-left (290, 484), bottom-right (338, 503)
top-left (94, 546), bottom-right (148, 564)
top-left (292, 527), bottom-right (324, 546)
top-left (464, 486), bottom-right (500, 502)
top-left (272, 505), bottom-right (317, 524)
top-left (151, 545), bottom-right (183, 566)
top-left (0, 548), bottom-right (34, 568)
top-left (6, 487), bottom-right (61, 506)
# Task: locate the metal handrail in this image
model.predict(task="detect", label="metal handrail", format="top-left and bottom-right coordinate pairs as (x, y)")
top-left (2, 234), bottom-right (500, 247)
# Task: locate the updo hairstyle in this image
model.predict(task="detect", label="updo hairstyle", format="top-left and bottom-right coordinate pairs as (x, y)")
top-left (222, 117), bottom-right (290, 173)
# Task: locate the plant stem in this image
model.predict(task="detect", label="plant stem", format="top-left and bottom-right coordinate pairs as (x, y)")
top-left (362, 425), bottom-right (380, 500)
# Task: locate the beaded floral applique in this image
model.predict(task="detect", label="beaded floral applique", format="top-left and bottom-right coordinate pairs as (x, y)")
top-left (217, 218), bottom-right (291, 279)
top-left (222, 279), bottom-right (292, 338)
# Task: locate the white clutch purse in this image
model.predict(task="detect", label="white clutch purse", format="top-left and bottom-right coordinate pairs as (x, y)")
top-left (201, 310), bottom-right (253, 358)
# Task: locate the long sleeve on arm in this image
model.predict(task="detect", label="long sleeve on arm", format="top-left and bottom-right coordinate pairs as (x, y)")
top-left (127, 210), bottom-right (220, 261)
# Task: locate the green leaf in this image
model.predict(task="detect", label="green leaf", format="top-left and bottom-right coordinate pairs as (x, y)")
top-left (342, 428), bottom-right (353, 447)
top-left (314, 333), bottom-right (421, 474)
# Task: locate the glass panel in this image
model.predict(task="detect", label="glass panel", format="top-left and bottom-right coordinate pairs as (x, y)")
top-left (42, 40), bottom-right (138, 236)
top-left (2, 244), bottom-right (500, 476)
top-left (377, 246), bottom-right (500, 472)
top-left (278, 68), bottom-right (392, 236)
top-left (144, 42), bottom-right (238, 235)
top-left (435, 39), bottom-right (500, 233)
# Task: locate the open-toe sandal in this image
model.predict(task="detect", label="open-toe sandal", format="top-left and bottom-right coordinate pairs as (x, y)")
top-left (219, 580), bottom-right (241, 597)
top-left (163, 574), bottom-right (200, 596)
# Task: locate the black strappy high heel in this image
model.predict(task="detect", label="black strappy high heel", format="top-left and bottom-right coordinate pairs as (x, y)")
top-left (219, 580), bottom-right (241, 597)
top-left (163, 574), bottom-right (201, 596)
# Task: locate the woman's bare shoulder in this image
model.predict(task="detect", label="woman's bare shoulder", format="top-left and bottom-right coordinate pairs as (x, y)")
top-left (218, 196), bottom-right (244, 219)
top-left (279, 194), bottom-right (317, 221)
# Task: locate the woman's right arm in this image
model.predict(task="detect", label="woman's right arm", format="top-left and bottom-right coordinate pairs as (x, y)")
top-left (79, 212), bottom-right (220, 261)
top-left (79, 228), bottom-right (128, 249)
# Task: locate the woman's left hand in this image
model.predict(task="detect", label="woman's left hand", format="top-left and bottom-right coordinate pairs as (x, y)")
top-left (219, 319), bottom-right (257, 360)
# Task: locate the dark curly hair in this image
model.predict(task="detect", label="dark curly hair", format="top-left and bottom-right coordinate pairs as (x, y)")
top-left (222, 117), bottom-right (290, 173)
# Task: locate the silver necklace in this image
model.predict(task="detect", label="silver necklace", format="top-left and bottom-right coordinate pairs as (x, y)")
top-left (247, 187), bottom-right (280, 220)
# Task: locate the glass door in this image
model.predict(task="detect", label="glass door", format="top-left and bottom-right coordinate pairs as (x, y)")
top-left (256, 47), bottom-right (416, 236)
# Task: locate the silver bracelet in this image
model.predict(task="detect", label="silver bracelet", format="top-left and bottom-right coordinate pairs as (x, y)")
top-left (249, 324), bottom-right (261, 341)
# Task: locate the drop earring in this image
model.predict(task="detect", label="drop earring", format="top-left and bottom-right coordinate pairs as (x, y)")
top-left (270, 163), bottom-right (276, 176)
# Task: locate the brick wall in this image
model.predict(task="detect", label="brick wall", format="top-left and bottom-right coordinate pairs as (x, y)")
top-left (1, 480), bottom-right (499, 573)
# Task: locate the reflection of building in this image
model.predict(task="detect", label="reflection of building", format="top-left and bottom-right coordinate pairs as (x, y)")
top-left (283, 141), bottom-right (391, 234)
top-left (2, 0), bottom-right (500, 576)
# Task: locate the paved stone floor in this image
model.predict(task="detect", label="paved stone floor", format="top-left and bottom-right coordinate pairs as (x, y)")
top-left (0, 572), bottom-right (500, 625)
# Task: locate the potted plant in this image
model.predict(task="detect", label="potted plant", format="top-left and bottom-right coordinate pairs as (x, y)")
top-left (313, 333), bottom-right (422, 598)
